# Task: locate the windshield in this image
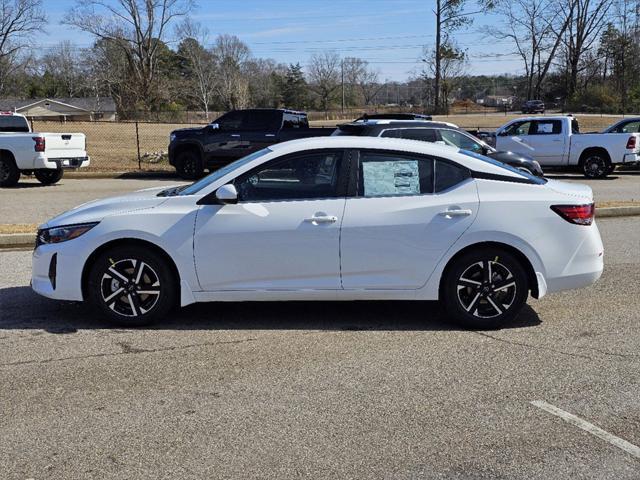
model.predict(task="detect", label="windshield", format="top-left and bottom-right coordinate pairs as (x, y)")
top-left (179, 148), bottom-right (273, 195)
top-left (458, 149), bottom-right (547, 184)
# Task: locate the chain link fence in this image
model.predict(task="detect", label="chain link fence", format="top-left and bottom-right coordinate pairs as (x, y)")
top-left (29, 109), bottom-right (631, 173)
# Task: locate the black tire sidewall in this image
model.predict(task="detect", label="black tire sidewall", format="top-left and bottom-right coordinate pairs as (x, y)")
top-left (34, 169), bottom-right (64, 185)
top-left (0, 157), bottom-right (20, 187)
top-left (442, 248), bottom-right (529, 329)
top-left (176, 150), bottom-right (203, 179)
top-left (87, 246), bottom-right (177, 326)
top-left (582, 154), bottom-right (610, 179)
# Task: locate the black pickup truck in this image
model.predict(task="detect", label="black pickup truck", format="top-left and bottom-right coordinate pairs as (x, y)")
top-left (168, 109), bottom-right (334, 178)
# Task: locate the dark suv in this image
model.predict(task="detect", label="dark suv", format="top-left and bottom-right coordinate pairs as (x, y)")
top-left (333, 119), bottom-right (544, 176)
top-left (168, 109), bottom-right (334, 178)
top-left (521, 100), bottom-right (545, 114)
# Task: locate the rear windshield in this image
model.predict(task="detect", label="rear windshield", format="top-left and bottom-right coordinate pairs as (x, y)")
top-left (0, 115), bottom-right (29, 132)
top-left (332, 125), bottom-right (366, 136)
top-left (459, 149), bottom-right (547, 184)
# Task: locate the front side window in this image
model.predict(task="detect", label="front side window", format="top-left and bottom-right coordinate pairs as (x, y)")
top-left (243, 111), bottom-right (280, 131)
top-left (235, 151), bottom-right (343, 202)
top-left (532, 120), bottom-right (562, 135)
top-left (216, 111), bottom-right (244, 131)
top-left (381, 128), bottom-right (438, 143)
top-left (504, 121), bottom-right (532, 136)
top-left (438, 129), bottom-right (484, 153)
top-left (358, 152), bottom-right (433, 197)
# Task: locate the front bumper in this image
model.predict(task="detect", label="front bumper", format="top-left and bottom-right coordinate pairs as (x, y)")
top-left (32, 243), bottom-right (85, 301)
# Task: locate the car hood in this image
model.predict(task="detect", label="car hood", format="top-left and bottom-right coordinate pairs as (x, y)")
top-left (40, 186), bottom-right (173, 229)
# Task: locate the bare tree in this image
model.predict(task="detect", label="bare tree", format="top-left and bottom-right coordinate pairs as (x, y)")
top-left (0, 0), bottom-right (46, 94)
top-left (176, 19), bottom-right (216, 119)
top-left (211, 34), bottom-right (251, 110)
top-left (308, 51), bottom-right (341, 116)
top-left (422, 42), bottom-right (466, 113)
top-left (563, 0), bottom-right (613, 98)
top-left (358, 68), bottom-right (383, 106)
top-left (41, 41), bottom-right (83, 97)
top-left (64, 0), bottom-right (192, 110)
top-left (489, 0), bottom-right (576, 99)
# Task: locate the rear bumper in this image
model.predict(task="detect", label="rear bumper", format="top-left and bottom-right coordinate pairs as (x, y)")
top-left (622, 153), bottom-right (640, 164)
top-left (33, 154), bottom-right (90, 169)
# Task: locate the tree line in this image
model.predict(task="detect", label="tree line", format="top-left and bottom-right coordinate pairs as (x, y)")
top-left (0, 0), bottom-right (639, 116)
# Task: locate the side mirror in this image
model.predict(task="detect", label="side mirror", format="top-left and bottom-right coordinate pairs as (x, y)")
top-left (208, 123), bottom-right (220, 132)
top-left (497, 130), bottom-right (508, 137)
top-left (196, 184), bottom-right (238, 205)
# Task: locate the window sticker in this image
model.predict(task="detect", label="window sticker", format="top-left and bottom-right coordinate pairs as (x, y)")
top-left (537, 122), bottom-right (554, 133)
top-left (363, 160), bottom-right (420, 196)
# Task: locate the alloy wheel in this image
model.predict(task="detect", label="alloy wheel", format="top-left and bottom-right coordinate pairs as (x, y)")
top-left (584, 156), bottom-right (606, 178)
top-left (456, 260), bottom-right (517, 319)
top-left (100, 258), bottom-right (161, 317)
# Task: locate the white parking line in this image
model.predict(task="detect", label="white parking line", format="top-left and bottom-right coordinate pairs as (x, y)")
top-left (531, 400), bottom-right (640, 459)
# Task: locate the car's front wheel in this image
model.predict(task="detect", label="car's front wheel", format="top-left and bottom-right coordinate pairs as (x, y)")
top-left (87, 245), bottom-right (177, 326)
top-left (442, 247), bottom-right (529, 329)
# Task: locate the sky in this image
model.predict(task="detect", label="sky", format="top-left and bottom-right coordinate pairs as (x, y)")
top-left (43, 0), bottom-right (521, 82)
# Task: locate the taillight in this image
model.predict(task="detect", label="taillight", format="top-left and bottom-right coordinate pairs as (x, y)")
top-left (32, 136), bottom-right (45, 152)
top-left (626, 136), bottom-right (637, 149)
top-left (551, 204), bottom-right (595, 226)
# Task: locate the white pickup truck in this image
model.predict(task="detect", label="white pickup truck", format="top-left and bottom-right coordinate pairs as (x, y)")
top-left (0, 112), bottom-right (90, 187)
top-left (495, 115), bottom-right (640, 178)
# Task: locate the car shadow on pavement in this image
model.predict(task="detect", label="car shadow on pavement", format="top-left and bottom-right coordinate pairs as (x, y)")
top-left (0, 285), bottom-right (542, 333)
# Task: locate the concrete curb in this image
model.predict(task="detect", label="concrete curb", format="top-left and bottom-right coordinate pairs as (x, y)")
top-left (1, 206), bottom-right (638, 249)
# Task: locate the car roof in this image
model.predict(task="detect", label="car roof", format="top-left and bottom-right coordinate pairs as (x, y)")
top-left (268, 136), bottom-right (523, 178)
top-left (340, 119), bottom-right (458, 128)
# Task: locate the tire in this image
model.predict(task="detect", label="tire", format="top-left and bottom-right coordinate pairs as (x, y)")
top-left (86, 245), bottom-right (177, 326)
top-left (0, 155), bottom-right (20, 187)
top-left (581, 152), bottom-right (611, 179)
top-left (442, 247), bottom-right (529, 329)
top-left (175, 149), bottom-right (204, 179)
top-left (34, 168), bottom-right (64, 185)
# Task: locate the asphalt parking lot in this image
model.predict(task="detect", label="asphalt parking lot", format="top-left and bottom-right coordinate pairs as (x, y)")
top-left (0, 171), bottom-right (637, 226)
top-left (0, 216), bottom-right (639, 479)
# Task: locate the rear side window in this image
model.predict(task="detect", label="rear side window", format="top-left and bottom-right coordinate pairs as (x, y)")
top-left (0, 115), bottom-right (29, 132)
top-left (381, 128), bottom-right (438, 142)
top-left (532, 120), bottom-right (562, 135)
top-left (358, 152), bottom-right (433, 197)
top-left (283, 112), bottom-right (308, 129)
top-left (435, 160), bottom-right (470, 192)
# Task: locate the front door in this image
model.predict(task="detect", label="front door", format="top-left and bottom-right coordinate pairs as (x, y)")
top-left (340, 150), bottom-right (479, 289)
top-left (193, 150), bottom-right (347, 291)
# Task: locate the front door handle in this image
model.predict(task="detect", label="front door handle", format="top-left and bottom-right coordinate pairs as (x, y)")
top-left (439, 209), bottom-right (472, 217)
top-left (304, 214), bottom-right (338, 225)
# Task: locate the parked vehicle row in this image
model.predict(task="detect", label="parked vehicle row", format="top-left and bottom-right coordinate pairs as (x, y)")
top-left (495, 115), bottom-right (640, 178)
top-left (0, 112), bottom-right (90, 187)
top-left (32, 136), bottom-right (603, 329)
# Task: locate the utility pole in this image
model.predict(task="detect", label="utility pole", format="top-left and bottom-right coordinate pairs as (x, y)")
top-left (341, 59), bottom-right (345, 113)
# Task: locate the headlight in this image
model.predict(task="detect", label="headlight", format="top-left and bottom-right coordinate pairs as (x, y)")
top-left (36, 222), bottom-right (99, 247)
top-left (170, 133), bottom-right (176, 142)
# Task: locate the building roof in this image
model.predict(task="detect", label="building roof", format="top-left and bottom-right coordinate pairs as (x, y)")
top-left (0, 97), bottom-right (116, 113)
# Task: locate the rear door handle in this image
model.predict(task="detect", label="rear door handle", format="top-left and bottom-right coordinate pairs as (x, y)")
top-left (304, 215), bottom-right (337, 224)
top-left (440, 209), bottom-right (472, 217)
top-left (230, 134), bottom-right (240, 138)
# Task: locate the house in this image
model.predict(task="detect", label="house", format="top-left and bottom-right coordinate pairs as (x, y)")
top-left (0, 97), bottom-right (117, 121)
top-left (477, 95), bottom-right (515, 108)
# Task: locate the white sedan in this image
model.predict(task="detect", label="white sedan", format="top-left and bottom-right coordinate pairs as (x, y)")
top-left (32, 137), bottom-right (603, 329)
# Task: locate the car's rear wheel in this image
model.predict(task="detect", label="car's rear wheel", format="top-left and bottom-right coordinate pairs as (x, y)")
top-left (34, 168), bottom-right (64, 185)
top-left (175, 149), bottom-right (204, 179)
top-left (0, 155), bottom-right (20, 187)
top-left (581, 152), bottom-right (611, 179)
top-left (442, 248), bottom-right (529, 329)
top-left (87, 246), bottom-right (177, 326)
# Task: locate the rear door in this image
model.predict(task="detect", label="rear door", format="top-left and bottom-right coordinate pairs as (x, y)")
top-left (339, 150), bottom-right (479, 289)
top-left (240, 110), bottom-right (282, 153)
top-left (524, 119), bottom-right (567, 165)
